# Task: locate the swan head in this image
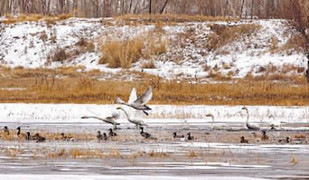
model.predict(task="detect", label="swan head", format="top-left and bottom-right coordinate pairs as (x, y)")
top-left (241, 107), bottom-right (248, 111)
top-left (3, 126), bottom-right (8, 130)
top-left (206, 114), bottom-right (214, 118)
top-left (60, 132), bottom-right (64, 136)
top-left (108, 128), bottom-right (113, 132)
top-left (262, 130), bottom-right (266, 135)
top-left (173, 132), bottom-right (177, 137)
top-left (97, 131), bottom-right (101, 134)
top-left (16, 126), bottom-right (21, 130)
top-left (116, 107), bottom-right (124, 110)
top-left (240, 136), bottom-right (245, 140)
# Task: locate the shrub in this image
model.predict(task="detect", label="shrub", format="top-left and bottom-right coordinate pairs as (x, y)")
top-left (99, 38), bottom-right (143, 68)
top-left (50, 47), bottom-right (67, 62)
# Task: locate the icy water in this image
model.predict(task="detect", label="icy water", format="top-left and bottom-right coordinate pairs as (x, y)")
top-left (0, 122), bottom-right (309, 180)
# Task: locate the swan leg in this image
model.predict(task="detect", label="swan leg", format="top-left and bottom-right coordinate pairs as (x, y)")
top-left (143, 110), bottom-right (149, 116)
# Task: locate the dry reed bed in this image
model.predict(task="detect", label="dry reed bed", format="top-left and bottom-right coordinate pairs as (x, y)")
top-left (0, 66), bottom-right (308, 105)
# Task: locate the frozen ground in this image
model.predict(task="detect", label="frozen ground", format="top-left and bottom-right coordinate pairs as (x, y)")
top-left (0, 103), bottom-right (309, 179)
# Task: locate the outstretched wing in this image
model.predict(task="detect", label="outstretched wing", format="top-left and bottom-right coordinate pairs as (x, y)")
top-left (106, 112), bottom-right (120, 120)
top-left (134, 86), bottom-right (152, 105)
top-left (128, 88), bottom-right (137, 104)
top-left (115, 97), bottom-right (125, 104)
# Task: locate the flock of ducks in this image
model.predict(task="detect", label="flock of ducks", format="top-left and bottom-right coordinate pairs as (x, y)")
top-left (0, 86), bottom-right (306, 144)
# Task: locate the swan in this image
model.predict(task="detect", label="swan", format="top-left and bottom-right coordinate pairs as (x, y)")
top-left (116, 107), bottom-right (148, 128)
top-left (205, 113), bottom-right (228, 130)
top-left (81, 113), bottom-right (120, 129)
top-left (115, 86), bottom-right (152, 116)
top-left (241, 107), bottom-right (260, 131)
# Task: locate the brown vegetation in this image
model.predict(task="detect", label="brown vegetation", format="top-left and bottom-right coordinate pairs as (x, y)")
top-left (0, 66), bottom-right (308, 106)
top-left (207, 24), bottom-right (261, 50)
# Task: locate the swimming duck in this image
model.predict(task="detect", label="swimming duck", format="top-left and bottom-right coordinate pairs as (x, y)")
top-left (108, 128), bottom-right (117, 137)
top-left (173, 132), bottom-right (185, 138)
top-left (187, 132), bottom-right (194, 141)
top-left (35, 133), bottom-right (46, 142)
top-left (240, 136), bottom-right (249, 143)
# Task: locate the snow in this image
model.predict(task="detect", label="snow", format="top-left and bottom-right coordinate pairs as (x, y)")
top-left (0, 18), bottom-right (307, 81)
top-left (0, 103), bottom-right (308, 127)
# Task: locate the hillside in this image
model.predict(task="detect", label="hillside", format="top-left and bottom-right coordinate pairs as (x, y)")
top-left (0, 16), bottom-right (307, 82)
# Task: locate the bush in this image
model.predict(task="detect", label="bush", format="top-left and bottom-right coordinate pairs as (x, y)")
top-left (99, 38), bottom-right (143, 68)
top-left (50, 47), bottom-right (67, 62)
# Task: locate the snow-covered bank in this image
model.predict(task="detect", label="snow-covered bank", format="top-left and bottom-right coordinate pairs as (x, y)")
top-left (0, 103), bottom-right (308, 125)
top-left (0, 18), bottom-right (307, 81)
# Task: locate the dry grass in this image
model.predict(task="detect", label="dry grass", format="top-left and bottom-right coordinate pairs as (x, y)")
top-left (116, 14), bottom-right (238, 26)
top-left (290, 155), bottom-right (299, 165)
top-left (148, 150), bottom-right (169, 158)
top-left (1, 13), bottom-right (72, 24)
top-left (141, 61), bottom-right (156, 69)
top-left (280, 34), bottom-right (307, 52)
top-left (0, 67), bottom-right (308, 105)
top-left (99, 38), bottom-right (143, 68)
top-left (99, 34), bottom-right (167, 68)
top-left (208, 24), bottom-right (261, 50)
top-left (188, 150), bottom-right (197, 158)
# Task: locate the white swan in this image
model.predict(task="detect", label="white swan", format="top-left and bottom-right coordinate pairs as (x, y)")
top-left (206, 113), bottom-right (227, 130)
top-left (117, 107), bottom-right (148, 128)
top-left (241, 107), bottom-right (260, 131)
top-left (81, 113), bottom-right (120, 129)
top-left (115, 86), bottom-right (152, 115)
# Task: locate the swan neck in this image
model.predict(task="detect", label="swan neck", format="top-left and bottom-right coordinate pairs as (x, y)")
top-left (120, 109), bottom-right (130, 120)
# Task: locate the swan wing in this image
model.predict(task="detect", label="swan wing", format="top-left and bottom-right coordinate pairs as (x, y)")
top-left (128, 88), bottom-right (137, 104)
top-left (134, 86), bottom-right (152, 105)
top-left (115, 97), bottom-right (125, 104)
top-left (106, 112), bottom-right (120, 120)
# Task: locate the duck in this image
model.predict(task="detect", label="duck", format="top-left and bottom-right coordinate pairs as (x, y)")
top-left (16, 126), bottom-right (27, 140)
top-left (278, 137), bottom-right (290, 143)
top-left (116, 107), bottom-right (148, 128)
top-left (108, 128), bottom-right (117, 137)
top-left (35, 133), bottom-right (46, 142)
top-left (261, 130), bottom-right (269, 141)
top-left (173, 132), bottom-right (185, 138)
top-left (140, 127), bottom-right (153, 139)
top-left (115, 86), bottom-right (152, 116)
top-left (61, 133), bottom-right (74, 142)
top-left (3, 126), bottom-right (9, 135)
top-left (240, 136), bottom-right (249, 143)
top-left (97, 131), bottom-right (103, 142)
top-left (26, 132), bottom-right (36, 141)
top-left (186, 132), bottom-right (194, 141)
